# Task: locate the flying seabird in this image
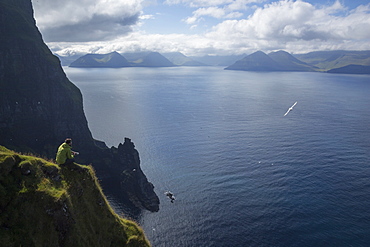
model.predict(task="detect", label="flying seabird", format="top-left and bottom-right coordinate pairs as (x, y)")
top-left (284, 101), bottom-right (297, 116)
top-left (165, 191), bottom-right (175, 203)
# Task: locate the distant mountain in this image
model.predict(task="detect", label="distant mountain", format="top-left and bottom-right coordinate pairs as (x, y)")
top-left (130, 52), bottom-right (175, 67)
top-left (190, 54), bottom-right (246, 66)
top-left (62, 49), bottom-right (370, 73)
top-left (225, 51), bottom-right (281, 71)
top-left (294, 50), bottom-right (370, 71)
top-left (225, 50), bottom-right (316, 72)
top-left (69, 51), bottom-right (131, 68)
top-left (122, 51), bottom-right (175, 67)
top-left (122, 51), bottom-right (152, 62)
top-left (327, 64), bottom-right (370, 74)
top-left (55, 53), bottom-right (84, 66)
top-left (268, 50), bottom-right (316, 71)
top-left (162, 52), bottom-right (207, 66)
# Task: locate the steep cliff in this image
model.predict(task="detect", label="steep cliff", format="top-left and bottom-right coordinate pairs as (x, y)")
top-left (0, 0), bottom-right (159, 212)
top-left (0, 0), bottom-right (91, 155)
top-left (0, 146), bottom-right (150, 247)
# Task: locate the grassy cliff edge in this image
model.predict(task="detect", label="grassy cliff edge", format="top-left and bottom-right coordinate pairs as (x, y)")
top-left (0, 146), bottom-right (150, 247)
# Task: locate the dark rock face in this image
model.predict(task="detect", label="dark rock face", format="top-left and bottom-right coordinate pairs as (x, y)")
top-left (0, 0), bottom-right (92, 156)
top-left (108, 138), bottom-right (159, 212)
top-left (0, 0), bottom-right (159, 212)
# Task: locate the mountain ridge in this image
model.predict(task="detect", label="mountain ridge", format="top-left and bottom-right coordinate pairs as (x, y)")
top-left (69, 51), bottom-right (176, 67)
top-left (226, 50), bottom-right (282, 71)
top-left (61, 50), bottom-right (370, 74)
top-left (294, 50), bottom-right (370, 71)
top-left (268, 50), bottom-right (316, 71)
top-left (326, 64), bottom-right (370, 74)
top-left (131, 52), bottom-right (175, 67)
top-left (70, 51), bottom-right (131, 68)
top-left (225, 50), bottom-right (317, 71)
top-left (162, 52), bottom-right (207, 66)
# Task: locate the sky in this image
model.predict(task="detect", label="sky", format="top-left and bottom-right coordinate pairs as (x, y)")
top-left (31, 0), bottom-right (370, 57)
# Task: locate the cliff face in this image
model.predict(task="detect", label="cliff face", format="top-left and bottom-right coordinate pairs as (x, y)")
top-left (0, 0), bottom-right (159, 212)
top-left (0, 0), bottom-right (92, 155)
top-left (0, 146), bottom-right (150, 247)
top-left (110, 139), bottom-right (160, 212)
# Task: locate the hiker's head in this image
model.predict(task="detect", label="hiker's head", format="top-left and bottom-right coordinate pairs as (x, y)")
top-left (65, 138), bottom-right (72, 146)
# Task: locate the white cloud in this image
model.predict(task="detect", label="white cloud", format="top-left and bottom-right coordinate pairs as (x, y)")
top-left (185, 16), bottom-right (199, 25)
top-left (225, 11), bottom-right (244, 18)
top-left (32, 0), bottom-right (143, 42)
top-left (206, 1), bottom-right (370, 44)
top-left (185, 7), bottom-right (226, 24)
top-left (176, 0), bottom-right (263, 24)
top-left (44, 0), bottom-right (370, 56)
top-left (139, 14), bottom-right (155, 20)
top-left (227, 0), bottom-right (261, 11)
top-left (50, 32), bottom-right (227, 57)
top-left (165, 0), bottom-right (233, 7)
top-left (165, 0), bottom-right (262, 8)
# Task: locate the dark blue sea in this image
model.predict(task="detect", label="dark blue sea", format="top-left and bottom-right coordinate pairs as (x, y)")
top-left (64, 66), bottom-right (370, 247)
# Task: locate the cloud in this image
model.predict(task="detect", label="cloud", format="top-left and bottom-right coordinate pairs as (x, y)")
top-left (32, 0), bottom-right (143, 42)
top-left (206, 1), bottom-right (370, 45)
top-left (45, 0), bottom-right (370, 57)
top-left (49, 32), bottom-right (228, 57)
top-left (139, 14), bottom-right (155, 20)
top-left (174, 0), bottom-right (262, 24)
top-left (165, 0), bottom-right (262, 8)
top-left (185, 7), bottom-right (226, 24)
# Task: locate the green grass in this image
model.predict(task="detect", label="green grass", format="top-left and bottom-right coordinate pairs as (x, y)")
top-left (0, 146), bottom-right (151, 247)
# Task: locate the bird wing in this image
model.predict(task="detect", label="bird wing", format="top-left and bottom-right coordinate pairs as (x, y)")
top-left (284, 102), bottom-right (297, 116)
top-left (283, 109), bottom-right (291, 116)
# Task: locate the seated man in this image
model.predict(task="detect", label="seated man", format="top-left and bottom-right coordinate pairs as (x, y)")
top-left (56, 138), bottom-right (78, 166)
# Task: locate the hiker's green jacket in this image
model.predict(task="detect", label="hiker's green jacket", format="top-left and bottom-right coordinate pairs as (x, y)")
top-left (56, 143), bottom-right (74, 164)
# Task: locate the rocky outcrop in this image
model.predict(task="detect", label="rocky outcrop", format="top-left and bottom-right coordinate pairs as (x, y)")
top-left (0, 146), bottom-right (151, 247)
top-left (107, 138), bottom-right (159, 212)
top-left (0, 0), bottom-right (159, 212)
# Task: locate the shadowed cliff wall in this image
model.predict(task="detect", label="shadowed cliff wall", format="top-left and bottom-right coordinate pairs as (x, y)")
top-left (0, 0), bottom-right (159, 213)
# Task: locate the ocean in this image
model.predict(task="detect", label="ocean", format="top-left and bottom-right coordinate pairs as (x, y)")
top-left (64, 66), bottom-right (370, 247)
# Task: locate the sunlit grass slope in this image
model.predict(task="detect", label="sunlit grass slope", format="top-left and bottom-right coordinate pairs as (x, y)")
top-left (0, 146), bottom-right (150, 247)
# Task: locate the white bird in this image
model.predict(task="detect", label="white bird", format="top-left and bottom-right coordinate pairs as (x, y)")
top-left (284, 101), bottom-right (297, 116)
